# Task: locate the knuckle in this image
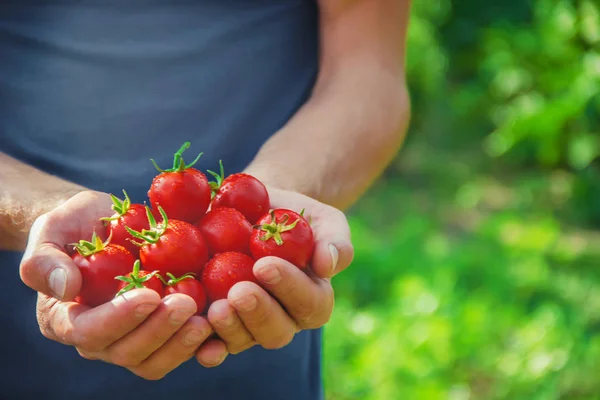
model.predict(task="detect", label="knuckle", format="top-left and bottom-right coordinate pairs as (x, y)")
top-left (131, 368), bottom-right (166, 381)
top-left (109, 350), bottom-right (143, 368)
top-left (199, 360), bottom-right (220, 368)
top-left (228, 341), bottom-right (255, 355)
top-left (29, 213), bottom-right (51, 237)
top-left (294, 299), bottom-right (318, 328)
top-left (20, 253), bottom-right (43, 288)
top-left (55, 321), bottom-right (76, 345)
top-left (75, 335), bottom-right (105, 353)
top-left (150, 328), bottom-right (174, 343)
top-left (37, 313), bottom-right (54, 340)
top-left (76, 348), bottom-right (98, 360)
top-left (36, 295), bottom-right (60, 341)
top-left (310, 308), bottom-right (333, 329)
top-left (246, 304), bottom-right (272, 328)
top-left (313, 289), bottom-right (335, 326)
top-left (42, 212), bottom-right (60, 226)
top-left (262, 331), bottom-right (295, 350)
top-left (39, 323), bottom-right (55, 340)
top-left (279, 278), bottom-right (297, 297)
top-left (296, 289), bottom-right (334, 329)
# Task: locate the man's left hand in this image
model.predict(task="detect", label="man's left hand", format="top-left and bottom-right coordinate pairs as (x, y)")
top-left (194, 187), bottom-right (354, 367)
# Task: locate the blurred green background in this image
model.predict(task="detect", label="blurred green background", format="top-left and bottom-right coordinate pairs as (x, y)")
top-left (323, 1), bottom-right (600, 399)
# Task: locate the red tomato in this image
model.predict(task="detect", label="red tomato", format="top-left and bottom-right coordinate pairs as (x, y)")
top-left (115, 260), bottom-right (164, 297)
top-left (202, 252), bottom-right (258, 302)
top-left (249, 209), bottom-right (314, 269)
top-left (197, 207), bottom-right (252, 256)
top-left (164, 273), bottom-right (208, 315)
top-left (72, 232), bottom-right (136, 307)
top-left (148, 142), bottom-right (211, 224)
top-left (126, 206), bottom-right (208, 277)
top-left (208, 160), bottom-right (270, 224)
top-left (101, 190), bottom-right (160, 256)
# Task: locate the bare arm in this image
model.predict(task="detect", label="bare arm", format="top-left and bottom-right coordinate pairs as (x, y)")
top-left (0, 152), bottom-right (85, 250)
top-left (244, 0), bottom-right (412, 210)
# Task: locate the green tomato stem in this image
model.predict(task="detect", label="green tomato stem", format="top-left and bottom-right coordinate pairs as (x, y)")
top-left (254, 210), bottom-right (300, 246)
top-left (165, 272), bottom-right (196, 286)
top-left (124, 206), bottom-right (169, 245)
top-left (114, 260), bottom-right (161, 297)
top-left (207, 159), bottom-right (225, 197)
top-left (151, 142), bottom-right (203, 173)
top-left (73, 231), bottom-right (110, 257)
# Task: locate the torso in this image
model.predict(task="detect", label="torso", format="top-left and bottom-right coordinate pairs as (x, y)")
top-left (0, 1), bottom-right (322, 398)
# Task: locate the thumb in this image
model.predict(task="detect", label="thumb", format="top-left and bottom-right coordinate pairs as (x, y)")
top-left (311, 239), bottom-right (354, 279)
top-left (308, 208), bottom-right (354, 279)
top-left (20, 190), bottom-right (113, 300)
top-left (20, 213), bottom-right (83, 301)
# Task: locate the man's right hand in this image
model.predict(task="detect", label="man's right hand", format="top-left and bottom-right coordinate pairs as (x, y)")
top-left (19, 191), bottom-right (213, 380)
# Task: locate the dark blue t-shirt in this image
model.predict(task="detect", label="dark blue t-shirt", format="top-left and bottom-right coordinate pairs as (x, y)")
top-left (0, 1), bottom-right (322, 399)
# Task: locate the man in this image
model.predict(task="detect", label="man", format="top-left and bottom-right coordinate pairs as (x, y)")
top-left (0, 0), bottom-right (411, 399)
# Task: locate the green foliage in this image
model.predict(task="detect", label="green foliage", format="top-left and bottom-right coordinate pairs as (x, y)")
top-left (323, 2), bottom-right (600, 399)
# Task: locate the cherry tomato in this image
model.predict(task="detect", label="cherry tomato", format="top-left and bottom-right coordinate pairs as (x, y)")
top-left (148, 142), bottom-right (211, 224)
top-left (164, 273), bottom-right (208, 315)
top-left (72, 232), bottom-right (136, 307)
top-left (202, 252), bottom-right (258, 302)
top-left (208, 160), bottom-right (270, 224)
top-left (126, 206), bottom-right (208, 277)
top-left (197, 207), bottom-right (252, 256)
top-left (115, 260), bottom-right (164, 297)
top-left (249, 209), bottom-right (314, 269)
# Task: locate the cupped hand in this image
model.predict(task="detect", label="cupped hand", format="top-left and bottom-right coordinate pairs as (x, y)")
top-left (20, 191), bottom-right (213, 380)
top-left (196, 187), bottom-right (354, 365)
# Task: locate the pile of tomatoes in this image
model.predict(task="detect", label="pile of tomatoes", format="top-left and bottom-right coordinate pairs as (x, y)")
top-left (72, 142), bottom-right (314, 315)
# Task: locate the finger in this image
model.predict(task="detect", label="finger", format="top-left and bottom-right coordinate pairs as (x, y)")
top-left (228, 281), bottom-right (296, 350)
top-left (309, 208), bottom-right (354, 279)
top-left (21, 223), bottom-right (82, 301)
top-left (129, 316), bottom-right (213, 380)
top-left (196, 338), bottom-right (229, 368)
top-left (104, 294), bottom-right (197, 367)
top-left (311, 238), bottom-right (354, 279)
top-left (20, 192), bottom-right (113, 300)
top-left (207, 300), bottom-right (255, 354)
top-left (38, 289), bottom-right (161, 351)
top-left (253, 257), bottom-right (334, 330)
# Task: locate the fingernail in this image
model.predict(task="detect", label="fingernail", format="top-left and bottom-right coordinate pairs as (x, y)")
top-left (233, 295), bottom-right (257, 312)
top-left (164, 296), bottom-right (196, 325)
top-left (329, 244), bottom-right (339, 275)
top-left (169, 309), bottom-right (194, 325)
top-left (48, 268), bottom-right (66, 299)
top-left (217, 314), bottom-right (235, 328)
top-left (135, 303), bottom-right (158, 320)
top-left (257, 265), bottom-right (281, 284)
top-left (183, 330), bottom-right (207, 346)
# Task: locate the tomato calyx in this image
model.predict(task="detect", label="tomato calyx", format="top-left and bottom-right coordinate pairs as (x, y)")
top-left (99, 189), bottom-right (132, 222)
top-left (160, 272), bottom-right (197, 286)
top-left (72, 231), bottom-right (111, 257)
top-left (301, 208), bottom-right (312, 225)
top-left (253, 209), bottom-right (304, 246)
top-left (150, 141), bottom-right (203, 173)
top-left (125, 206), bottom-right (169, 245)
top-left (206, 159), bottom-right (225, 198)
top-left (114, 260), bottom-right (160, 297)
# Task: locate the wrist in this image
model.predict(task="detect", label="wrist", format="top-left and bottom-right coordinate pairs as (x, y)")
top-left (0, 184), bottom-right (85, 251)
top-left (243, 163), bottom-right (312, 199)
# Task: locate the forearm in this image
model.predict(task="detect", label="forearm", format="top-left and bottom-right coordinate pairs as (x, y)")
top-left (0, 152), bottom-right (85, 251)
top-left (245, 68), bottom-right (410, 210)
